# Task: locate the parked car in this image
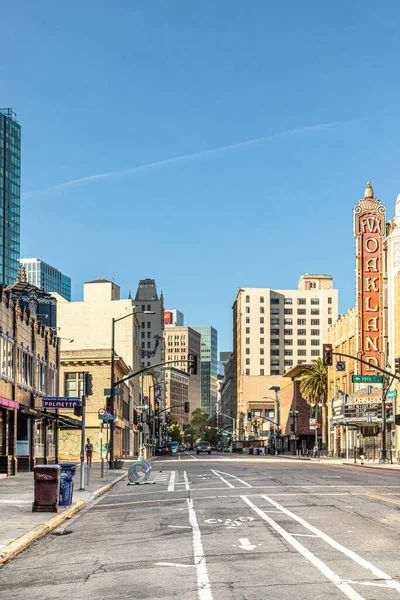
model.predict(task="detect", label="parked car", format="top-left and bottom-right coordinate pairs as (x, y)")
top-left (197, 441), bottom-right (211, 455)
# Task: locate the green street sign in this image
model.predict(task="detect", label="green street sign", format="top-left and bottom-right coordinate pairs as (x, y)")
top-left (352, 375), bottom-right (383, 383)
top-left (388, 390), bottom-right (397, 399)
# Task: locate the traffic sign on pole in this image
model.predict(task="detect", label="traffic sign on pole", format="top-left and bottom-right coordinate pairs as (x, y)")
top-left (388, 390), bottom-right (397, 399)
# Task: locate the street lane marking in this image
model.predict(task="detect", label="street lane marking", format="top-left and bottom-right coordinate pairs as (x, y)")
top-left (184, 471), bottom-right (190, 491)
top-left (291, 533), bottom-right (318, 537)
top-left (155, 562), bottom-right (195, 568)
top-left (259, 493), bottom-right (400, 594)
top-left (187, 498), bottom-right (213, 600)
top-left (241, 496), bottom-right (365, 600)
top-left (210, 469), bottom-right (234, 488)
top-left (190, 455), bottom-right (199, 460)
top-left (365, 493), bottom-right (400, 506)
top-left (213, 469), bottom-right (253, 488)
top-left (237, 538), bottom-right (256, 551)
top-left (168, 525), bottom-right (191, 529)
top-left (168, 471), bottom-right (176, 492)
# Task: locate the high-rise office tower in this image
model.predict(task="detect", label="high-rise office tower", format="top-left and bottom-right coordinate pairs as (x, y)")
top-left (192, 326), bottom-right (218, 417)
top-left (134, 279), bottom-right (164, 368)
top-left (20, 258), bottom-right (71, 301)
top-left (0, 109), bottom-right (21, 286)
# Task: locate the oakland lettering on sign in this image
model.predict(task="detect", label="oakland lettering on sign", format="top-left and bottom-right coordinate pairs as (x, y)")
top-left (353, 183), bottom-right (385, 374)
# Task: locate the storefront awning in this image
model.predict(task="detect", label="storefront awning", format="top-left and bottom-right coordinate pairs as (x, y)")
top-left (0, 397), bottom-right (19, 410)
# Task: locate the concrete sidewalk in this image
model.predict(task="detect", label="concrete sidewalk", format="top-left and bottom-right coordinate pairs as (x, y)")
top-left (279, 453), bottom-right (400, 470)
top-left (0, 463), bottom-right (126, 565)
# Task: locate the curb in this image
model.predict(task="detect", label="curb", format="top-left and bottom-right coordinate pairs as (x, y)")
top-left (0, 472), bottom-right (126, 565)
top-left (341, 462), bottom-right (400, 472)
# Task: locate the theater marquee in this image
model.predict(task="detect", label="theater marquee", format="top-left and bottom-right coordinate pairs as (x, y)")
top-left (354, 182), bottom-right (385, 374)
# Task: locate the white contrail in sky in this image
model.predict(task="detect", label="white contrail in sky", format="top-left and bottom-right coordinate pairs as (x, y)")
top-left (23, 121), bottom-right (344, 198)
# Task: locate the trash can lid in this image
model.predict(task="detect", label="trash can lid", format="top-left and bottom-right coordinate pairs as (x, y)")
top-left (34, 464), bottom-right (61, 470)
top-left (58, 463), bottom-right (77, 468)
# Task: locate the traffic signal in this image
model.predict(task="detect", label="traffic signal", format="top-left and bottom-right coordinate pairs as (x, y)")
top-left (290, 423), bottom-right (295, 432)
top-left (395, 358), bottom-right (400, 373)
top-left (184, 401), bottom-right (190, 413)
top-left (323, 344), bottom-right (333, 367)
top-left (247, 412), bottom-right (252, 421)
top-left (84, 373), bottom-right (93, 396)
top-left (188, 354), bottom-right (198, 375)
top-left (386, 403), bottom-right (392, 419)
top-left (74, 404), bottom-right (83, 417)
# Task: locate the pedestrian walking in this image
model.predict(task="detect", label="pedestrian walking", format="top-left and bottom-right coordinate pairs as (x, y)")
top-left (85, 438), bottom-right (93, 465)
top-left (313, 444), bottom-right (318, 458)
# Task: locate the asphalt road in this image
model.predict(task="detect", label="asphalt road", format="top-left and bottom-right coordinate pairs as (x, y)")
top-left (2, 453), bottom-right (400, 600)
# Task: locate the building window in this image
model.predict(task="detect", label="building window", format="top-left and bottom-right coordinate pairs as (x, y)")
top-left (260, 369), bottom-right (265, 376)
top-left (284, 308), bottom-right (293, 315)
top-left (260, 338), bottom-right (265, 345)
top-left (328, 307), bottom-right (332, 314)
top-left (260, 317), bottom-right (264, 324)
top-left (284, 318), bottom-right (293, 325)
top-left (260, 348), bottom-right (264, 355)
top-left (147, 322), bottom-right (151, 328)
top-left (311, 350), bottom-right (320, 356)
top-left (147, 332), bottom-right (151, 338)
top-left (246, 295), bottom-right (250, 303)
top-left (260, 358), bottom-right (264, 365)
top-left (298, 298), bottom-right (306, 305)
top-left (246, 358), bottom-right (250, 365)
top-left (311, 309), bottom-right (320, 315)
top-left (246, 348), bottom-right (250, 355)
top-left (309, 282), bottom-right (316, 289)
top-left (284, 339), bottom-right (293, 346)
top-left (284, 360), bottom-right (293, 366)
top-left (311, 319), bottom-right (320, 326)
top-left (297, 340), bottom-right (306, 346)
top-left (311, 298), bottom-right (320, 305)
top-left (246, 307), bottom-right (250, 314)
top-left (284, 349), bottom-right (293, 356)
top-left (141, 305), bottom-right (145, 311)
top-left (298, 360), bottom-right (306, 365)
top-left (311, 339), bottom-right (320, 346)
top-left (298, 349), bottom-right (307, 356)
top-left (284, 329), bottom-right (293, 336)
top-left (297, 319), bottom-right (306, 325)
top-left (328, 297), bottom-right (332, 304)
top-left (141, 342), bottom-right (145, 348)
top-left (284, 298), bottom-right (293, 305)
top-left (246, 327), bottom-right (250, 334)
top-left (297, 329), bottom-right (306, 336)
top-left (271, 308), bottom-right (279, 315)
top-left (147, 342), bottom-right (151, 348)
top-left (271, 370), bottom-right (280, 375)
top-left (297, 309), bottom-right (306, 315)
top-left (246, 369), bottom-right (250, 375)
top-left (259, 327), bottom-right (264, 335)
top-left (271, 329), bottom-right (280, 336)
top-left (245, 337), bottom-right (250, 344)
top-left (271, 339), bottom-right (279, 345)
top-left (141, 332), bottom-right (145, 339)
top-left (271, 298), bottom-right (280, 305)
top-left (311, 329), bottom-right (320, 336)
top-left (246, 317), bottom-right (250, 324)
top-left (271, 359), bottom-right (279, 366)
top-left (271, 349), bottom-right (280, 356)
top-left (328, 318), bottom-right (332, 325)
top-left (271, 318), bottom-right (279, 325)
top-left (65, 372), bottom-right (84, 397)
top-left (260, 296), bottom-right (264, 303)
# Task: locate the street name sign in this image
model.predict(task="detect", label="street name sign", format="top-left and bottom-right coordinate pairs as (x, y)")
top-left (352, 375), bottom-right (383, 383)
top-left (388, 390), bottom-right (398, 399)
top-left (104, 388), bottom-right (123, 396)
top-left (42, 397), bottom-right (81, 409)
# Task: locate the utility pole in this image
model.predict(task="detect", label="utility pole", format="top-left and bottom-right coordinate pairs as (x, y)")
top-left (110, 317), bottom-right (115, 467)
top-left (79, 378), bottom-right (86, 491)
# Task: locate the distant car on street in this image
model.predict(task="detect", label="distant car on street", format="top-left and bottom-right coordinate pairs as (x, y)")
top-left (177, 445), bottom-right (185, 452)
top-left (197, 441), bottom-right (211, 455)
top-left (167, 441), bottom-right (179, 454)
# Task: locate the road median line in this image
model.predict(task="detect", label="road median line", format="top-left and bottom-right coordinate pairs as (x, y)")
top-left (0, 472), bottom-right (126, 565)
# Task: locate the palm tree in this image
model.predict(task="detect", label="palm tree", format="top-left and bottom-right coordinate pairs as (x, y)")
top-left (299, 358), bottom-right (328, 449)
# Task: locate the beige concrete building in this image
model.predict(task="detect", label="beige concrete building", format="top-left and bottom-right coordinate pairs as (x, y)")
top-left (164, 326), bottom-right (201, 416)
top-left (233, 274), bottom-right (338, 439)
top-left (54, 279), bottom-right (141, 457)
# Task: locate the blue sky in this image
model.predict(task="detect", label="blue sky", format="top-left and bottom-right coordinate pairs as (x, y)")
top-left (2, 1), bottom-right (400, 351)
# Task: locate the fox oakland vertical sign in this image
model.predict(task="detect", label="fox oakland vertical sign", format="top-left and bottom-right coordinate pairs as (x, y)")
top-left (354, 182), bottom-right (385, 374)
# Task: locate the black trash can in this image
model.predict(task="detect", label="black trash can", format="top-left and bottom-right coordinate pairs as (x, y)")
top-left (59, 463), bottom-right (77, 507)
top-left (33, 465), bottom-right (60, 513)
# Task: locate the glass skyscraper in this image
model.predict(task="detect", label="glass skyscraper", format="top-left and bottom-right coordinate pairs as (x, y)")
top-left (0, 109), bottom-right (21, 286)
top-left (192, 326), bottom-right (218, 416)
top-left (20, 258), bottom-right (72, 301)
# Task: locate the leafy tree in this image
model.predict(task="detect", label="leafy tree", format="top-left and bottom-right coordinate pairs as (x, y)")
top-left (187, 408), bottom-right (209, 442)
top-left (299, 358), bottom-right (328, 449)
top-left (205, 416), bottom-right (219, 445)
top-left (168, 424), bottom-right (183, 444)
